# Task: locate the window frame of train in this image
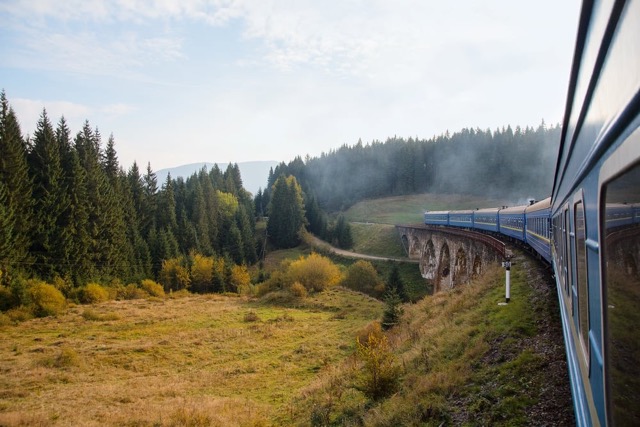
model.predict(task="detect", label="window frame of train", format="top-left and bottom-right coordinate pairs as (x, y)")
top-left (573, 194), bottom-right (590, 368)
top-left (599, 126), bottom-right (640, 425)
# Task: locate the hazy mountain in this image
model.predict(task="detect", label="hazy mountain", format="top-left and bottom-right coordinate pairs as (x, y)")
top-left (156, 161), bottom-right (278, 195)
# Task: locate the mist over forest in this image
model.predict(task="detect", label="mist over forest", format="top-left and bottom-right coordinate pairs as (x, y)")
top-left (263, 121), bottom-right (560, 212)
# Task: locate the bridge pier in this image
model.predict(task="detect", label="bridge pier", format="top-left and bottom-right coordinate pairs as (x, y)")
top-left (397, 225), bottom-right (505, 293)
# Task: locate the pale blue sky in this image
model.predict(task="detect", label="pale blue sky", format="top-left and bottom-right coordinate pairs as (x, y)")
top-left (1, 1), bottom-right (580, 171)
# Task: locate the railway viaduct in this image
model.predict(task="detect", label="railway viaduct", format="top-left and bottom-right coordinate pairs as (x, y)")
top-left (396, 224), bottom-right (507, 292)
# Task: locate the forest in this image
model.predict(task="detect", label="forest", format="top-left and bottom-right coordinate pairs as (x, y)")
top-left (0, 92), bottom-right (257, 294)
top-left (1, 88), bottom-right (560, 298)
top-left (257, 121), bottom-right (560, 241)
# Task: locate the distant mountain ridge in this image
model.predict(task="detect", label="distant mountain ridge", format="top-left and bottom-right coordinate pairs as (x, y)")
top-left (156, 161), bottom-right (278, 195)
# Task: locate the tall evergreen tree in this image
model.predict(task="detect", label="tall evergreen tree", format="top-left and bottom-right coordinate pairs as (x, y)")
top-left (28, 109), bottom-right (70, 280)
top-left (0, 91), bottom-right (32, 268)
top-left (267, 175), bottom-right (306, 248)
top-left (57, 116), bottom-right (91, 284)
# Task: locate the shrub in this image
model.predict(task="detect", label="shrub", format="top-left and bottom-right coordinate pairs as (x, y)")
top-left (160, 257), bottom-right (191, 292)
top-left (78, 283), bottom-right (109, 304)
top-left (140, 279), bottom-right (165, 298)
top-left (356, 328), bottom-right (401, 400)
top-left (342, 260), bottom-right (383, 297)
top-left (289, 281), bottom-right (308, 299)
top-left (28, 282), bottom-right (67, 317)
top-left (287, 252), bottom-right (342, 292)
top-left (6, 306), bottom-right (33, 322)
top-left (231, 265), bottom-right (252, 295)
top-left (190, 253), bottom-right (214, 293)
top-left (116, 284), bottom-right (149, 300)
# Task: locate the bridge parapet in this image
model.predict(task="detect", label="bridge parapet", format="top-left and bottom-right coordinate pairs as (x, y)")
top-left (396, 224), bottom-right (506, 293)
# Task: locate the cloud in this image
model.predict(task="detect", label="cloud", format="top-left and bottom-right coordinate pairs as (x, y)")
top-left (11, 98), bottom-right (136, 137)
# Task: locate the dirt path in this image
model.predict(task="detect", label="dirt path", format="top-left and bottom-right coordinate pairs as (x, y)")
top-left (307, 234), bottom-right (419, 263)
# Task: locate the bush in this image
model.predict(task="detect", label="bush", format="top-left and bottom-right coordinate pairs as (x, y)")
top-left (341, 260), bottom-right (384, 297)
top-left (289, 281), bottom-right (308, 299)
top-left (286, 252), bottom-right (342, 292)
top-left (28, 282), bottom-right (67, 317)
top-left (115, 284), bottom-right (149, 300)
top-left (140, 279), bottom-right (165, 298)
top-left (356, 328), bottom-right (401, 400)
top-left (78, 283), bottom-right (109, 304)
top-left (6, 306), bottom-right (33, 322)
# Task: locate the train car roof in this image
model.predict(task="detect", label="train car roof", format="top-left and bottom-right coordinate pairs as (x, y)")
top-left (525, 196), bottom-right (552, 213)
top-left (424, 210), bottom-right (449, 215)
top-left (499, 205), bottom-right (528, 214)
top-left (474, 207), bottom-right (500, 214)
top-left (449, 209), bottom-right (474, 215)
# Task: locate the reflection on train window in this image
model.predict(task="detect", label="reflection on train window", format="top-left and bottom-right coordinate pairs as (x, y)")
top-left (603, 162), bottom-right (640, 425)
top-left (575, 200), bottom-right (589, 359)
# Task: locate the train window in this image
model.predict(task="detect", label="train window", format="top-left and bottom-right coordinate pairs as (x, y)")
top-left (575, 200), bottom-right (589, 360)
top-left (564, 208), bottom-right (572, 298)
top-left (603, 161), bottom-right (640, 425)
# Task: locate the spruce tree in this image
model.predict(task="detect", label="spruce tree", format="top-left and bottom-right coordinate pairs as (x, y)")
top-left (386, 263), bottom-right (408, 302)
top-left (381, 287), bottom-right (404, 330)
top-left (28, 109), bottom-right (70, 280)
top-left (58, 117), bottom-right (91, 284)
top-left (267, 175), bottom-right (306, 248)
top-left (0, 91), bottom-right (32, 268)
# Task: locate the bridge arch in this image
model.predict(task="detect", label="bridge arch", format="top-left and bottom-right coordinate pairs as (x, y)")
top-left (437, 242), bottom-right (451, 291)
top-left (396, 224), bottom-right (505, 294)
top-left (420, 239), bottom-right (437, 279)
top-left (453, 247), bottom-right (468, 285)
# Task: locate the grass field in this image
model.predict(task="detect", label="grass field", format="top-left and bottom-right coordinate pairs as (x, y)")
top-left (0, 290), bottom-right (382, 426)
top-left (344, 193), bottom-right (510, 225)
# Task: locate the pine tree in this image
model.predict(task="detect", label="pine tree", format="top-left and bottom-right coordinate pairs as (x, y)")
top-left (141, 162), bottom-right (158, 239)
top-left (267, 175), bottom-right (306, 248)
top-left (381, 287), bottom-right (404, 330)
top-left (0, 91), bottom-right (32, 268)
top-left (386, 263), bottom-right (408, 302)
top-left (75, 122), bottom-right (128, 279)
top-left (58, 116), bottom-right (91, 284)
top-left (28, 109), bottom-right (70, 280)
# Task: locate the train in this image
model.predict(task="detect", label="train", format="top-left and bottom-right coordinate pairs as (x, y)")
top-left (425, 1), bottom-right (640, 425)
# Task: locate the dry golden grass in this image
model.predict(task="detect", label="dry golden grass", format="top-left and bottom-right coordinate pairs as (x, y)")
top-left (0, 289), bottom-right (382, 426)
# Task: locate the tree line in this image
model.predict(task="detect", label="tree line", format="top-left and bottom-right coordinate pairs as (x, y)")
top-left (258, 122), bottom-right (560, 215)
top-left (0, 91), bottom-right (256, 289)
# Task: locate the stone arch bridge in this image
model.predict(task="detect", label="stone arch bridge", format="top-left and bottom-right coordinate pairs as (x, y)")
top-left (396, 224), bottom-right (507, 293)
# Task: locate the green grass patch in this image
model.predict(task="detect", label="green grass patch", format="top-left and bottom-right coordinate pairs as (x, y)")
top-left (350, 222), bottom-right (406, 258)
top-left (344, 193), bottom-right (510, 225)
top-left (294, 251), bottom-right (572, 425)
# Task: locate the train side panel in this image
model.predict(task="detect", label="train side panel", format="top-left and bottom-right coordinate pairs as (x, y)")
top-left (498, 205), bottom-right (527, 242)
top-left (473, 208), bottom-right (499, 232)
top-left (525, 198), bottom-right (552, 263)
top-left (424, 210), bottom-right (449, 226)
top-left (449, 210), bottom-right (474, 228)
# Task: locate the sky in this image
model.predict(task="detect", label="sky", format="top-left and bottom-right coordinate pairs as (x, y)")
top-left (1, 0), bottom-right (581, 171)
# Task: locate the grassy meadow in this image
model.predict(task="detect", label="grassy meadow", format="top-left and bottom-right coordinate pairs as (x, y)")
top-left (0, 290), bottom-right (383, 426)
top-left (0, 193), bottom-right (571, 426)
top-left (343, 193), bottom-right (510, 225)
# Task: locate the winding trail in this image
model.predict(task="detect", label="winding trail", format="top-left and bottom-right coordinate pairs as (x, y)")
top-left (306, 234), bottom-right (419, 264)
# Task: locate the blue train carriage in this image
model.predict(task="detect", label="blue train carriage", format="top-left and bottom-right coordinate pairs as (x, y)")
top-left (524, 197), bottom-right (552, 263)
top-left (424, 210), bottom-right (449, 226)
top-left (497, 204), bottom-right (527, 242)
top-left (550, 0), bottom-right (640, 425)
top-left (472, 207), bottom-right (499, 232)
top-left (448, 209), bottom-right (474, 228)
